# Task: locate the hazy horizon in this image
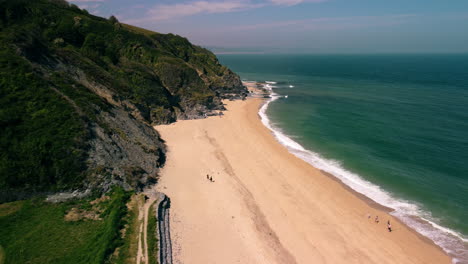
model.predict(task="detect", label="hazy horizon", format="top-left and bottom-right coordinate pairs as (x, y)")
top-left (209, 49), bottom-right (468, 55)
top-left (69, 0), bottom-right (468, 54)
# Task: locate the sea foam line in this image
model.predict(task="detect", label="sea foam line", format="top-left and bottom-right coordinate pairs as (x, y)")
top-left (255, 81), bottom-right (468, 264)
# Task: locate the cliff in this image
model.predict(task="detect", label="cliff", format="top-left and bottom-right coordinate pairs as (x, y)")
top-left (0, 0), bottom-right (247, 201)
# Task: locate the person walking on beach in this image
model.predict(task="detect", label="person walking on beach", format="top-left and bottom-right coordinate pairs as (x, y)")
top-left (210, 176), bottom-right (213, 182)
top-left (387, 221), bottom-right (392, 232)
top-left (207, 174), bottom-right (209, 180)
top-left (375, 216), bottom-right (379, 223)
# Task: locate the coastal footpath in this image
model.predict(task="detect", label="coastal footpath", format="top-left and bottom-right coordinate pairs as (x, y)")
top-left (154, 90), bottom-right (451, 263)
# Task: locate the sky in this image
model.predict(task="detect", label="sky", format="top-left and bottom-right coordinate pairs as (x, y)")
top-left (69, 0), bottom-right (468, 54)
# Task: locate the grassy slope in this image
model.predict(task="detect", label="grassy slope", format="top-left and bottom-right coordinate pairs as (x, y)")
top-left (147, 201), bottom-right (158, 264)
top-left (122, 24), bottom-right (162, 37)
top-left (0, 188), bottom-right (131, 264)
top-left (0, 245), bottom-right (4, 264)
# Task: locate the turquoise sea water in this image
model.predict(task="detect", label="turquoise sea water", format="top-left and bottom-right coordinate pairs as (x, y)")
top-left (218, 54), bottom-right (468, 262)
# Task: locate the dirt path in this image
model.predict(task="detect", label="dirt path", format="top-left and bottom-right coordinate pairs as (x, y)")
top-left (136, 222), bottom-right (144, 264)
top-left (135, 195), bottom-right (156, 264)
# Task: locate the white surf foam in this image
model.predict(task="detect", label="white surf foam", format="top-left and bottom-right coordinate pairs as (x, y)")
top-left (255, 81), bottom-right (468, 264)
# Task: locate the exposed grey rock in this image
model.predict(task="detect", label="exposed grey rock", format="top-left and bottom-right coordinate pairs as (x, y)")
top-left (46, 189), bottom-right (92, 203)
top-left (34, 59), bottom-right (167, 194)
top-left (86, 107), bottom-right (166, 192)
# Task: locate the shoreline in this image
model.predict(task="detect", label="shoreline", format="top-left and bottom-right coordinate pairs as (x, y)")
top-left (319, 169), bottom-right (447, 251)
top-left (154, 93), bottom-right (451, 263)
top-left (248, 80), bottom-right (467, 263)
top-left (254, 88), bottom-right (461, 262)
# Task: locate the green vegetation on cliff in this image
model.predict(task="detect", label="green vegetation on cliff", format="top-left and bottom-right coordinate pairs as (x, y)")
top-left (0, 51), bottom-right (89, 193)
top-left (0, 0), bottom-right (246, 198)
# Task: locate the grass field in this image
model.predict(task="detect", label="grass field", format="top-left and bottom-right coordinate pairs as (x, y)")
top-left (0, 245), bottom-right (5, 264)
top-left (147, 201), bottom-right (159, 264)
top-left (0, 188), bottom-right (131, 264)
top-left (112, 194), bottom-right (143, 264)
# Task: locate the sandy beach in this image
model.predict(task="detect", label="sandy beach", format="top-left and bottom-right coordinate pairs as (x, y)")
top-left (154, 90), bottom-right (451, 263)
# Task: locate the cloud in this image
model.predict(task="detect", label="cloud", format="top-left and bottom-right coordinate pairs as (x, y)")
top-left (149, 1), bottom-right (253, 20)
top-left (124, 0), bottom-right (325, 24)
top-left (230, 14), bottom-right (419, 31)
top-left (269, 0), bottom-right (325, 6)
top-left (134, 1), bottom-right (260, 22)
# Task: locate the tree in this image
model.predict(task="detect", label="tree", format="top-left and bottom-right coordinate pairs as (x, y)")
top-left (109, 15), bottom-right (118, 24)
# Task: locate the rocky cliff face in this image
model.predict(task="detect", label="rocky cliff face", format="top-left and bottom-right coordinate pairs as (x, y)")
top-left (0, 0), bottom-right (247, 201)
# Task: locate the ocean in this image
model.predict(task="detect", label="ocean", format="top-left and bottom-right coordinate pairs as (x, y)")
top-left (218, 54), bottom-right (468, 263)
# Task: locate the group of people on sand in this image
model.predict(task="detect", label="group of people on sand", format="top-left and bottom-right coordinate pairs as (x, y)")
top-left (206, 174), bottom-right (214, 182)
top-left (368, 214), bottom-right (392, 232)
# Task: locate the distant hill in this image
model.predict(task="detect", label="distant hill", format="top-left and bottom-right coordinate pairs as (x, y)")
top-left (0, 0), bottom-right (247, 201)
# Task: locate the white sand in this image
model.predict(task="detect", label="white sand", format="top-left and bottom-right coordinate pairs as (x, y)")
top-left (154, 98), bottom-right (451, 264)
